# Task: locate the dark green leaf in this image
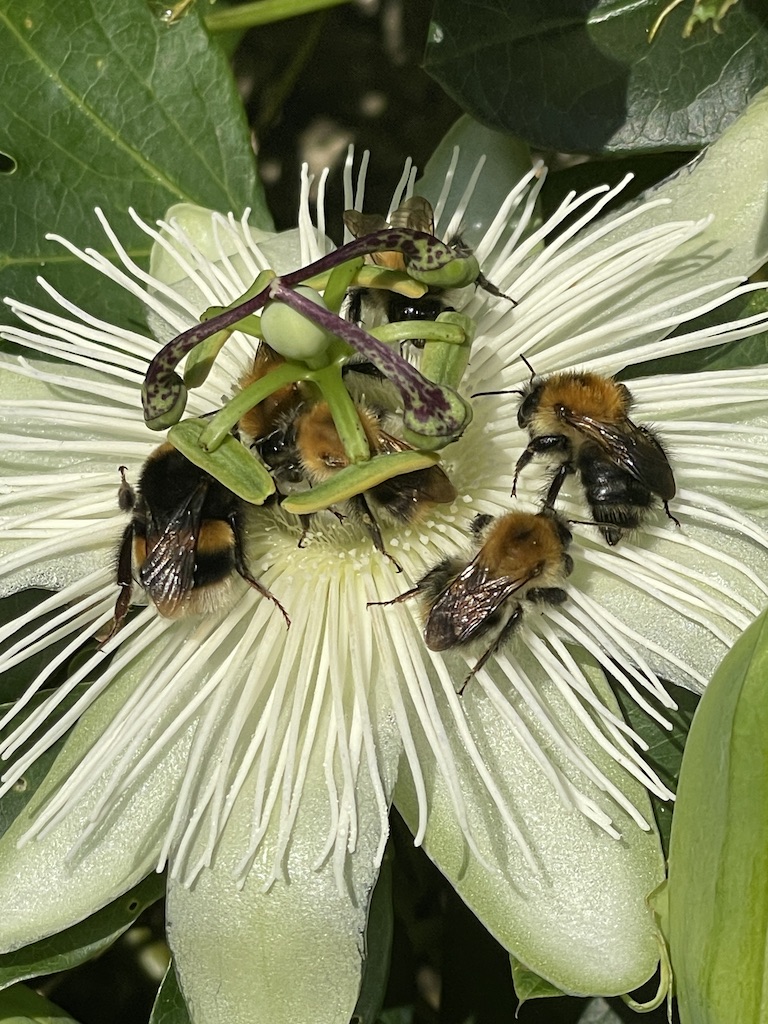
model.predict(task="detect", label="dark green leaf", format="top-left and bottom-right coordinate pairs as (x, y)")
top-left (0, 872), bottom-right (165, 992)
top-left (612, 680), bottom-right (698, 857)
top-left (0, 0), bottom-right (268, 333)
top-left (353, 843), bottom-right (394, 1024)
top-left (424, 0), bottom-right (768, 154)
top-left (150, 960), bottom-right (191, 1024)
top-left (0, 683), bottom-right (92, 842)
top-left (510, 956), bottom-right (567, 1002)
top-left (0, 982), bottom-right (82, 1022)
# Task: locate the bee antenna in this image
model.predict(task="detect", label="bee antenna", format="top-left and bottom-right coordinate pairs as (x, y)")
top-left (471, 388), bottom-right (524, 399)
top-left (520, 354), bottom-right (538, 381)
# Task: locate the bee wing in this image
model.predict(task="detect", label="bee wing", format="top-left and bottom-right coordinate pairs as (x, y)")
top-left (424, 558), bottom-right (534, 651)
top-left (343, 210), bottom-right (389, 238)
top-left (369, 429), bottom-right (456, 514)
top-left (389, 196), bottom-right (435, 234)
top-left (139, 480), bottom-right (209, 616)
top-left (343, 209), bottom-right (411, 272)
top-left (562, 412), bottom-right (676, 499)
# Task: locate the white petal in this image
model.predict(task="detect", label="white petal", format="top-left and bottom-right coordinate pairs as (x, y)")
top-left (0, 643), bottom-right (186, 951)
top-left (394, 652), bottom-right (664, 995)
top-left (166, 671), bottom-right (402, 1024)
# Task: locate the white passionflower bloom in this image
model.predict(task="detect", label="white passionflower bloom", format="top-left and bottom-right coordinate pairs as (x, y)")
top-left (0, 97), bottom-right (768, 1020)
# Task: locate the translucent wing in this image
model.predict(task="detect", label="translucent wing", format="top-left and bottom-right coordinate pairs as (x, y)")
top-left (139, 480), bottom-right (209, 616)
top-left (388, 196), bottom-right (435, 234)
top-left (561, 411), bottom-right (676, 499)
top-left (424, 557), bottom-right (536, 650)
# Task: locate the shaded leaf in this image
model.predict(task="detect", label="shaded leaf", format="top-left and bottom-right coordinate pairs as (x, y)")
top-left (150, 960), bottom-right (191, 1024)
top-left (0, 872), bottom-right (165, 992)
top-left (353, 844), bottom-right (394, 1024)
top-left (0, 0), bottom-right (267, 333)
top-left (612, 680), bottom-right (699, 857)
top-left (424, 0), bottom-right (768, 154)
top-left (0, 683), bottom-right (91, 842)
top-left (0, 981), bottom-right (82, 1022)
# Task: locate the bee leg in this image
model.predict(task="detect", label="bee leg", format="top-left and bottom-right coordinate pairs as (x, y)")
top-left (513, 436), bottom-right (570, 497)
top-left (526, 586), bottom-right (568, 606)
top-left (99, 523), bottom-right (135, 646)
top-left (543, 462), bottom-right (573, 510)
top-left (458, 605), bottom-right (524, 695)
top-left (296, 513), bottom-right (314, 548)
top-left (350, 494), bottom-right (403, 573)
top-left (664, 501), bottom-right (681, 529)
top-left (366, 585), bottom-right (421, 609)
top-left (117, 466), bottom-right (136, 511)
top-left (230, 514), bottom-right (291, 628)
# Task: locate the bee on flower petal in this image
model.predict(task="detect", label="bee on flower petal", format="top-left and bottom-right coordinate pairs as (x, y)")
top-left (106, 444), bottom-right (290, 641)
top-left (502, 368), bottom-right (678, 545)
top-left (372, 509), bottom-right (573, 691)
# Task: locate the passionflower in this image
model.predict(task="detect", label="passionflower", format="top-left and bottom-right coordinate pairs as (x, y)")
top-left (1, 95), bottom-right (768, 1021)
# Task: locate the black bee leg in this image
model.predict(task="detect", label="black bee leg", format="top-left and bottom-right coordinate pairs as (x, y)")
top-left (117, 466), bottom-right (136, 512)
top-left (99, 523), bottom-right (135, 647)
top-left (296, 513), bottom-right (314, 548)
top-left (664, 501), bottom-right (681, 529)
top-left (543, 462), bottom-right (573, 510)
top-left (459, 605), bottom-right (524, 695)
top-left (525, 586), bottom-right (568, 606)
top-left (350, 494), bottom-right (403, 573)
top-left (511, 448), bottom-right (533, 497)
top-left (513, 436), bottom-right (570, 498)
top-left (230, 515), bottom-right (291, 628)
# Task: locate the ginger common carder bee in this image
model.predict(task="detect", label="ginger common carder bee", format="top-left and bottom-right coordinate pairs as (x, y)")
top-left (372, 509), bottom-right (573, 691)
top-left (257, 400), bottom-right (457, 564)
top-left (509, 368), bottom-right (678, 545)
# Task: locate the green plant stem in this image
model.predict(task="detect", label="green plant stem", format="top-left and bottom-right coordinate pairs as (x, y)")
top-left (205, 0), bottom-right (351, 33)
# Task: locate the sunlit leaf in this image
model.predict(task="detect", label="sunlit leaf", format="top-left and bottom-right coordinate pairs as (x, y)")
top-left (668, 608), bottom-right (768, 1024)
top-left (0, 0), bottom-right (267, 333)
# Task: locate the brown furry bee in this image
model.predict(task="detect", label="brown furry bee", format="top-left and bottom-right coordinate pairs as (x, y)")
top-left (257, 400), bottom-right (457, 562)
top-left (106, 445), bottom-right (289, 640)
top-left (372, 509), bottom-right (573, 691)
top-left (237, 342), bottom-right (304, 442)
top-left (511, 370), bottom-right (678, 545)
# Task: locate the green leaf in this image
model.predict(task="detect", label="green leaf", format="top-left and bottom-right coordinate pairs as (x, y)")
top-left (0, 0), bottom-right (268, 333)
top-left (668, 608), bottom-right (768, 1024)
top-left (510, 957), bottom-right (567, 1003)
top-left (0, 683), bottom-right (91, 842)
top-left (150, 961), bottom-right (191, 1024)
top-left (612, 681), bottom-right (699, 857)
top-left (0, 982), bottom-right (82, 1022)
top-left (424, 0), bottom-right (768, 153)
top-left (0, 871), bottom-right (165, 992)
